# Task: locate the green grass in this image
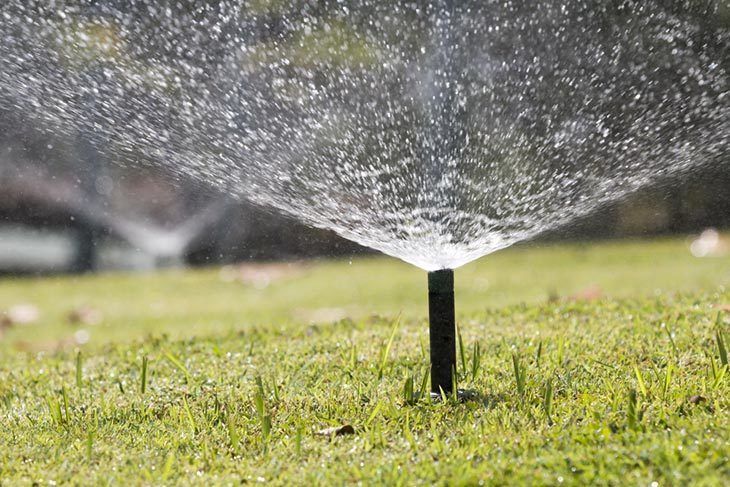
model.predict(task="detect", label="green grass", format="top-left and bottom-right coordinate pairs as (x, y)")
top-left (0, 236), bottom-right (728, 485)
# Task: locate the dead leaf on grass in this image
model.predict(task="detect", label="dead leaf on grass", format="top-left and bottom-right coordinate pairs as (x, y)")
top-left (567, 285), bottom-right (603, 302)
top-left (3, 304), bottom-right (40, 326)
top-left (219, 262), bottom-right (306, 289)
top-left (688, 395), bottom-right (707, 405)
top-left (316, 425), bottom-right (356, 437)
top-left (295, 308), bottom-right (348, 324)
top-left (13, 337), bottom-right (75, 352)
top-left (67, 306), bottom-right (103, 326)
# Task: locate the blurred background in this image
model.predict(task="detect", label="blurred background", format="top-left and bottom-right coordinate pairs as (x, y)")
top-left (0, 1), bottom-right (728, 276)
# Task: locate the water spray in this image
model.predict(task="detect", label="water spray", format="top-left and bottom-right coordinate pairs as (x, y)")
top-left (1, 3), bottom-right (724, 274)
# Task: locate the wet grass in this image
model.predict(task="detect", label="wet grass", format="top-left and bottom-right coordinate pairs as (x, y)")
top-left (0, 236), bottom-right (729, 484)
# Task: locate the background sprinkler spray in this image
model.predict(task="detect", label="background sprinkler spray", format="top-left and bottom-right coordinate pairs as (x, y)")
top-left (428, 269), bottom-right (456, 397)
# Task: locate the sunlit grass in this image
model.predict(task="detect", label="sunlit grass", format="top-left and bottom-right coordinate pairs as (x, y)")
top-left (0, 236), bottom-right (728, 484)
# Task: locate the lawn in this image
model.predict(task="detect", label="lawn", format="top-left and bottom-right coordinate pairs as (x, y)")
top-left (0, 236), bottom-right (728, 485)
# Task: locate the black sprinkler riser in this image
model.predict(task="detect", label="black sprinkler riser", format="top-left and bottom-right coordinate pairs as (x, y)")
top-left (428, 269), bottom-right (456, 395)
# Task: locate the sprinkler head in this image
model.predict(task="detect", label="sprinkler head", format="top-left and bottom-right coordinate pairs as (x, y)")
top-left (428, 269), bottom-right (456, 395)
top-left (427, 270), bottom-right (476, 402)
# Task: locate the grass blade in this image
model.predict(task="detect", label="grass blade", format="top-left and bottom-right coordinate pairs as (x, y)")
top-left (366, 401), bottom-right (383, 426)
top-left (295, 424), bottom-right (303, 456)
top-left (253, 377), bottom-right (271, 442)
top-left (140, 355), bottom-right (148, 394)
top-left (271, 373), bottom-right (280, 403)
top-left (627, 389), bottom-right (639, 431)
top-left (254, 380), bottom-right (265, 418)
top-left (543, 378), bottom-right (553, 425)
top-left (633, 365), bottom-right (648, 397)
top-left (438, 386), bottom-right (448, 404)
top-left (86, 431), bottom-right (94, 462)
top-left (164, 351), bottom-right (191, 384)
top-left (418, 367), bottom-right (430, 402)
top-left (557, 337), bottom-right (566, 365)
top-left (664, 319), bottom-right (679, 361)
top-left (62, 386), bottom-right (70, 424)
top-left (349, 342), bottom-right (357, 370)
top-left (226, 406), bottom-right (239, 453)
top-left (716, 325), bottom-right (728, 367)
top-left (451, 365), bottom-right (458, 402)
top-left (711, 363), bottom-right (727, 389)
top-left (512, 353), bottom-right (526, 399)
top-left (160, 452), bottom-right (175, 481)
top-left (662, 362), bottom-right (673, 401)
top-left (471, 341), bottom-right (481, 380)
top-left (75, 352), bottom-right (83, 390)
top-left (456, 321), bottom-right (466, 377)
top-left (182, 396), bottom-right (197, 434)
top-left (48, 397), bottom-right (63, 426)
top-left (403, 375), bottom-right (415, 405)
top-left (378, 318), bottom-right (400, 380)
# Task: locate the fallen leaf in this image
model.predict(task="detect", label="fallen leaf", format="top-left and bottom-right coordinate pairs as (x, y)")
top-left (688, 395), bottom-right (706, 405)
top-left (219, 262), bottom-right (306, 288)
top-left (316, 425), bottom-right (355, 437)
top-left (67, 306), bottom-right (103, 326)
top-left (365, 314), bottom-right (391, 324)
top-left (5, 304), bottom-right (40, 325)
top-left (13, 337), bottom-right (76, 352)
top-left (295, 308), bottom-right (348, 324)
top-left (712, 304), bottom-right (730, 313)
top-left (568, 285), bottom-right (603, 302)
